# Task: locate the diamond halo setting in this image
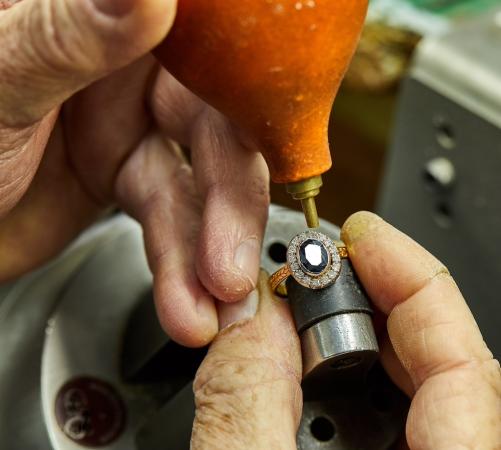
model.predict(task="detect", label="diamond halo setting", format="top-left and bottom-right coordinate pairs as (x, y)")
top-left (286, 230), bottom-right (342, 290)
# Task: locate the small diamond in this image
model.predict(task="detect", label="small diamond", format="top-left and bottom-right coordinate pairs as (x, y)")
top-left (311, 279), bottom-right (321, 289)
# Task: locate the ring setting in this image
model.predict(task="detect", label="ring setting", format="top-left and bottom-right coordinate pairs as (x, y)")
top-left (270, 230), bottom-right (348, 296)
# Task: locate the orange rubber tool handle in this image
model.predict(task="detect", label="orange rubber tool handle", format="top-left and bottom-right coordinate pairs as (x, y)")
top-left (155, 0), bottom-right (368, 184)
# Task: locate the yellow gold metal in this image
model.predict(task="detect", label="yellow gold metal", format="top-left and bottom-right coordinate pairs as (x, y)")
top-left (269, 265), bottom-right (292, 297)
top-left (269, 242), bottom-right (349, 296)
top-left (335, 242), bottom-right (349, 259)
top-left (286, 176), bottom-right (323, 229)
top-left (300, 197), bottom-right (319, 229)
top-left (286, 176), bottom-right (323, 198)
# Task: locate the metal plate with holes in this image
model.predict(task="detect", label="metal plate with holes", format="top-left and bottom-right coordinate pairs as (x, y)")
top-left (378, 9), bottom-right (501, 359)
top-left (1, 208), bottom-right (407, 449)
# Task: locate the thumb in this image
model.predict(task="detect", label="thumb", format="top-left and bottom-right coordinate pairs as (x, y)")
top-left (191, 271), bottom-right (303, 450)
top-left (0, 0), bottom-right (176, 127)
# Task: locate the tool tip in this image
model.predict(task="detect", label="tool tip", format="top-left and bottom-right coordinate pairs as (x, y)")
top-left (301, 197), bottom-right (319, 228)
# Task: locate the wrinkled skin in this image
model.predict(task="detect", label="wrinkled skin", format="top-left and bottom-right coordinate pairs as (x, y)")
top-left (0, 0), bottom-right (269, 347)
top-left (0, 1), bottom-right (499, 449)
top-left (192, 213), bottom-right (501, 450)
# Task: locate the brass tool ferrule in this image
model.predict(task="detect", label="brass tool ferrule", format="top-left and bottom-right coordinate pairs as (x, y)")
top-left (286, 176), bottom-right (323, 228)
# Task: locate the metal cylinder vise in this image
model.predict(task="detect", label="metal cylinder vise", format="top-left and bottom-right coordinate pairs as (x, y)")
top-left (287, 255), bottom-right (379, 389)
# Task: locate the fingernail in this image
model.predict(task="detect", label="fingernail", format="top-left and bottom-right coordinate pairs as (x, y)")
top-left (218, 290), bottom-right (259, 330)
top-left (195, 294), bottom-right (219, 343)
top-left (197, 293), bottom-right (218, 321)
top-left (234, 238), bottom-right (261, 286)
top-left (91, 0), bottom-right (135, 17)
top-left (341, 211), bottom-right (382, 247)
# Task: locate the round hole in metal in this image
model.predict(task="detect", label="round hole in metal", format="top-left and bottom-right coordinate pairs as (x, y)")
top-left (268, 242), bottom-right (288, 263)
top-left (310, 416), bottom-right (336, 442)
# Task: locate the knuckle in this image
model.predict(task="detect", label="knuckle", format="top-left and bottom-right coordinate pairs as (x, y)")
top-left (193, 110), bottom-right (270, 204)
top-left (436, 357), bottom-right (500, 396)
top-left (133, 187), bottom-right (166, 221)
top-left (194, 355), bottom-right (299, 413)
top-left (0, 0), bottom-right (94, 125)
top-left (192, 356), bottom-right (301, 448)
top-left (0, 170), bottom-right (29, 216)
top-left (408, 363), bottom-right (501, 450)
top-left (6, 0), bottom-right (105, 83)
top-left (0, 125), bottom-right (38, 215)
top-left (245, 171), bottom-right (271, 205)
top-left (480, 358), bottom-right (501, 395)
top-left (33, 1), bottom-right (95, 76)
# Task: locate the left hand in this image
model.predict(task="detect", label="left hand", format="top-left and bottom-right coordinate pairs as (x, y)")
top-left (0, 0), bottom-right (270, 347)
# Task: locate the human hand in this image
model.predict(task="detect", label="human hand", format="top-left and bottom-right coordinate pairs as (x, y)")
top-left (0, 0), bottom-right (270, 347)
top-left (191, 212), bottom-right (500, 449)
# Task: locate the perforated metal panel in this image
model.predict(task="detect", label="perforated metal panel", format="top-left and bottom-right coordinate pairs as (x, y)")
top-left (379, 9), bottom-right (501, 358)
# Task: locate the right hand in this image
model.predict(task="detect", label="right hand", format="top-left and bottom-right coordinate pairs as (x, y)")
top-left (191, 212), bottom-right (501, 449)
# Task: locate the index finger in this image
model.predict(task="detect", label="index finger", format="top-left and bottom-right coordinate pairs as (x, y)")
top-left (341, 212), bottom-right (500, 449)
top-left (341, 211), bottom-right (494, 385)
top-left (152, 71), bottom-right (270, 303)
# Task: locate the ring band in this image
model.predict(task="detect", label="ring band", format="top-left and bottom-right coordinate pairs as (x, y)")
top-left (270, 237), bottom-right (348, 296)
top-left (269, 265), bottom-right (291, 297)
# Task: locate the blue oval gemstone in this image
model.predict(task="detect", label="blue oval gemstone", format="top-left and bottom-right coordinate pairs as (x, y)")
top-left (299, 239), bottom-right (329, 275)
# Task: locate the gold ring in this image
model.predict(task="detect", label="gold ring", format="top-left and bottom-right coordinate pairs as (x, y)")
top-left (269, 231), bottom-right (348, 297)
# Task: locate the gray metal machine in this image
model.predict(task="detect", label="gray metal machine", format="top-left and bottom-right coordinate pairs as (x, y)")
top-left (379, 9), bottom-right (501, 359)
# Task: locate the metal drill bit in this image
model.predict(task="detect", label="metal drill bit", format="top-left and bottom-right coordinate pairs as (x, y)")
top-left (287, 176), bottom-right (323, 229)
top-left (301, 197), bottom-right (319, 228)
